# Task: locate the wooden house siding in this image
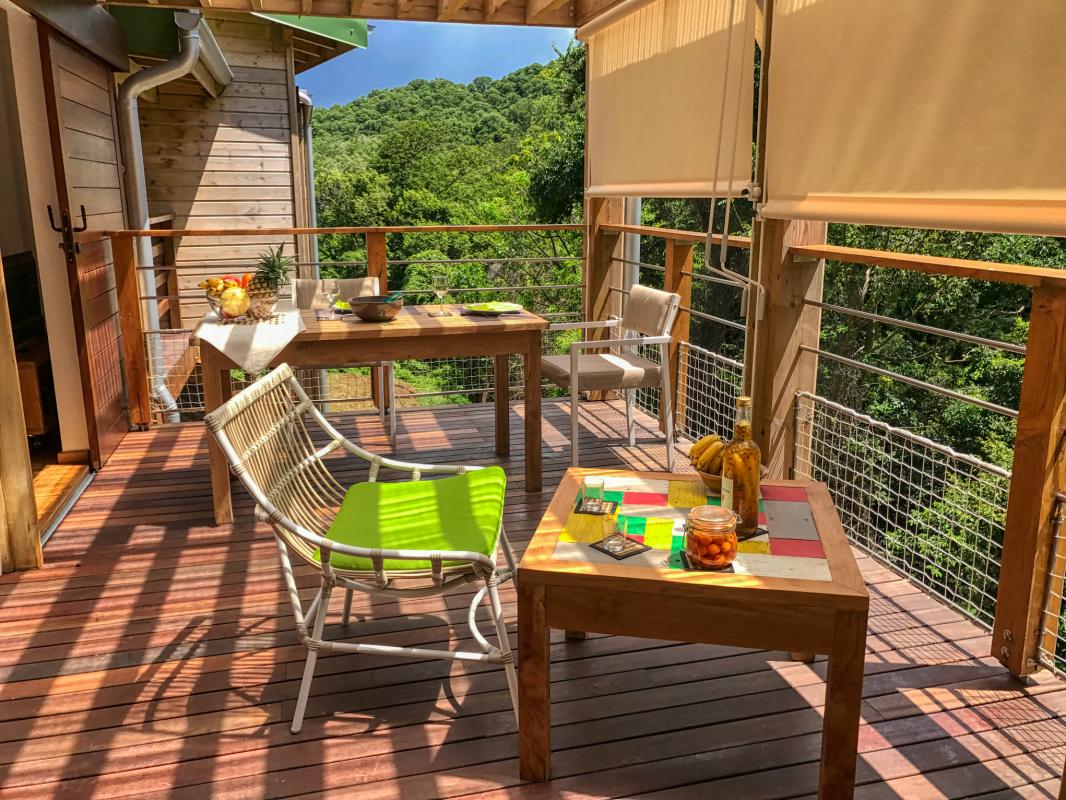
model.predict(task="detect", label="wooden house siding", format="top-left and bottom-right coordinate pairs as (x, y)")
top-left (140, 14), bottom-right (299, 326)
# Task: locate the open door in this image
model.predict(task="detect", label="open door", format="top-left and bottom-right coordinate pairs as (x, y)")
top-left (37, 26), bottom-right (128, 469)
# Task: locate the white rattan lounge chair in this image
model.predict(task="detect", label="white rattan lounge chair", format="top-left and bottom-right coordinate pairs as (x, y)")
top-left (544, 284), bottom-right (681, 469)
top-left (204, 363), bottom-right (518, 734)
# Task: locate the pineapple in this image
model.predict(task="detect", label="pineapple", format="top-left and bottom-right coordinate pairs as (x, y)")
top-left (246, 244), bottom-right (294, 319)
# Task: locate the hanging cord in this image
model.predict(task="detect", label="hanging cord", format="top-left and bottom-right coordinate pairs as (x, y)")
top-left (703, 0), bottom-right (764, 318)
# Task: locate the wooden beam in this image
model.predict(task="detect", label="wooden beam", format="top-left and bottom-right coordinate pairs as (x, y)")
top-left (483, 0), bottom-right (508, 20)
top-left (600, 222), bottom-right (752, 249)
top-left (992, 284), bottom-right (1066, 677)
top-left (300, 0), bottom-right (312, 13)
top-left (397, 0), bottom-right (414, 17)
top-left (664, 240), bottom-right (694, 431)
top-left (750, 218), bottom-right (828, 479)
top-left (112, 235), bottom-right (152, 428)
top-left (437, 0), bottom-right (465, 20)
top-left (350, 0), bottom-right (365, 14)
top-left (189, 60), bottom-right (224, 98)
top-left (0, 247), bottom-right (42, 572)
top-left (105, 224), bottom-right (585, 237)
top-left (526, 0), bottom-right (570, 23)
top-left (788, 243), bottom-right (1066, 290)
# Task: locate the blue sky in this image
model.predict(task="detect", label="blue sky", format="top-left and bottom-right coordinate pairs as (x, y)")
top-left (298, 21), bottom-right (575, 108)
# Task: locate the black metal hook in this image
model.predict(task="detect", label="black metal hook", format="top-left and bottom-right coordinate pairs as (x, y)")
top-left (71, 205), bottom-right (88, 233)
top-left (47, 205), bottom-right (63, 233)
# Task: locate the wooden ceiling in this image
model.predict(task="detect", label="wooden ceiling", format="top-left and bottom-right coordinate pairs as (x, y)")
top-left (108, 0), bottom-right (627, 29)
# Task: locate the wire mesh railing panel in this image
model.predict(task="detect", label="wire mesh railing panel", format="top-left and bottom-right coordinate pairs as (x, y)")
top-left (794, 391), bottom-right (1010, 629)
top-left (1038, 495), bottom-right (1066, 677)
top-left (675, 342), bottom-right (744, 442)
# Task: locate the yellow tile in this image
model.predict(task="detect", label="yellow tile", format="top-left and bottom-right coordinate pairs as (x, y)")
top-left (668, 480), bottom-right (708, 510)
top-left (737, 540), bottom-right (771, 555)
top-left (643, 518), bottom-right (676, 549)
top-left (561, 511), bottom-right (612, 543)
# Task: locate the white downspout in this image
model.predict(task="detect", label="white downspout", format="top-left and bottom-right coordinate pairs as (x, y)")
top-left (117, 11), bottom-right (202, 423)
top-left (623, 196), bottom-right (642, 292)
top-left (297, 89), bottom-right (320, 274)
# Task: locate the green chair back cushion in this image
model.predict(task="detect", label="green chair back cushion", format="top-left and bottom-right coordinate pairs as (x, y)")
top-left (320, 466), bottom-right (507, 572)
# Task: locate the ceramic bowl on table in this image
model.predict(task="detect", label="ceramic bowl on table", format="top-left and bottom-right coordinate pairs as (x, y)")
top-left (695, 470), bottom-right (722, 493)
top-left (350, 295), bottom-right (403, 322)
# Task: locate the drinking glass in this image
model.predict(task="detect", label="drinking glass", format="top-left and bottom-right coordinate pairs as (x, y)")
top-left (429, 273), bottom-right (450, 317)
top-left (324, 281), bottom-right (339, 314)
top-left (583, 476), bottom-right (605, 513)
top-left (602, 516), bottom-right (627, 554)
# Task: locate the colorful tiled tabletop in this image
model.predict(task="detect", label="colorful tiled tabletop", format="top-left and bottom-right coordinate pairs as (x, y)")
top-left (551, 475), bottom-right (832, 582)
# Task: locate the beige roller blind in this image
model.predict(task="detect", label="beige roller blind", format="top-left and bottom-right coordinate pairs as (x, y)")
top-left (581, 0), bottom-right (755, 198)
top-left (762, 0), bottom-right (1066, 236)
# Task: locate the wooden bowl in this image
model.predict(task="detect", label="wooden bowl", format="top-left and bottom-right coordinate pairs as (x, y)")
top-left (350, 295), bottom-right (403, 322)
top-left (695, 470), bottom-right (722, 494)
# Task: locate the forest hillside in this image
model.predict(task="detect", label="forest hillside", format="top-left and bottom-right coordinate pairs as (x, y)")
top-left (310, 44), bottom-right (1066, 471)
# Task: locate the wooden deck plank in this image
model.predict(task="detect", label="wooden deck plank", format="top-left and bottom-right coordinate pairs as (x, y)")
top-left (0, 399), bottom-right (1061, 799)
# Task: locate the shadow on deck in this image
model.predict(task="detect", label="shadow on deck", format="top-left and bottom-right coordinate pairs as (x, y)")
top-left (0, 400), bottom-right (1064, 798)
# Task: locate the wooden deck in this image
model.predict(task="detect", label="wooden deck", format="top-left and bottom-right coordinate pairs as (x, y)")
top-left (2, 399), bottom-right (1065, 799)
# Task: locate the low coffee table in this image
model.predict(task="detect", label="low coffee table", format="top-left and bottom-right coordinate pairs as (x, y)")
top-left (517, 468), bottom-right (869, 799)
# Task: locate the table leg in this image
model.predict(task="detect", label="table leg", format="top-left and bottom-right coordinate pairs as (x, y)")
top-left (819, 609), bottom-right (867, 799)
top-left (524, 331), bottom-right (542, 493)
top-left (494, 354), bottom-right (510, 457)
top-left (518, 581), bottom-right (550, 781)
top-left (202, 346), bottom-right (233, 526)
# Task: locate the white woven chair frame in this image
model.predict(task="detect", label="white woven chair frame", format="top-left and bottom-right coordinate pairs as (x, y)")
top-left (205, 364), bottom-right (518, 733)
top-left (548, 292), bottom-right (681, 470)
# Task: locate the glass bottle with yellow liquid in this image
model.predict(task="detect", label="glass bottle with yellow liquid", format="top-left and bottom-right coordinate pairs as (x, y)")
top-left (720, 396), bottom-right (761, 536)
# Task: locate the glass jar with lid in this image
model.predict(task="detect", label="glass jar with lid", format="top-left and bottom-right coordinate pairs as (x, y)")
top-left (684, 505), bottom-right (740, 570)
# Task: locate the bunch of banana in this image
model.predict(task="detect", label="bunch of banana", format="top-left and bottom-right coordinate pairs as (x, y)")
top-left (688, 433), bottom-right (726, 475)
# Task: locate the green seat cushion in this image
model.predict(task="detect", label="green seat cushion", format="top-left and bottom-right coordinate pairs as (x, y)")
top-left (320, 466), bottom-right (507, 572)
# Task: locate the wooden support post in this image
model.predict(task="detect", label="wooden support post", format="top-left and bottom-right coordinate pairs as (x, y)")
top-left (583, 197), bottom-right (624, 401)
top-left (663, 241), bottom-right (693, 432)
top-left (113, 234), bottom-right (152, 429)
top-left (993, 284), bottom-right (1066, 677)
top-left (0, 247), bottom-right (42, 571)
top-left (366, 232), bottom-right (389, 410)
top-left (584, 197), bottom-right (624, 332)
top-left (749, 218), bottom-right (827, 479)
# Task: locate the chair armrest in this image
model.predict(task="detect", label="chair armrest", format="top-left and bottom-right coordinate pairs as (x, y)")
top-left (336, 441), bottom-right (472, 476)
top-left (549, 318), bottom-right (620, 332)
top-left (569, 335), bottom-right (671, 351)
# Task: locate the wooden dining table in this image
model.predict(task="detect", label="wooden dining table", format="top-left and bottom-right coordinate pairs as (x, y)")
top-left (200, 305), bottom-right (549, 525)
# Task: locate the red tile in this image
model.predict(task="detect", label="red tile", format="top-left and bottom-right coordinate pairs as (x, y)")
top-left (761, 485), bottom-right (809, 503)
top-left (770, 538), bottom-right (825, 559)
top-left (623, 491), bottom-right (669, 506)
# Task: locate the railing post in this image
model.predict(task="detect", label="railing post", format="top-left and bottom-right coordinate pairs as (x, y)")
top-left (749, 218), bottom-right (827, 479)
top-left (0, 246), bottom-right (41, 571)
top-left (664, 240), bottom-right (693, 432)
top-left (992, 284), bottom-right (1066, 677)
top-left (366, 231), bottom-right (389, 410)
top-left (113, 234), bottom-right (152, 429)
top-left (583, 197), bottom-right (624, 401)
top-left (585, 197), bottom-right (624, 330)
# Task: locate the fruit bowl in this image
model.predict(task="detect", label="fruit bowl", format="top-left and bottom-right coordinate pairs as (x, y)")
top-left (351, 295), bottom-right (403, 322)
top-left (695, 470), bottom-right (722, 494)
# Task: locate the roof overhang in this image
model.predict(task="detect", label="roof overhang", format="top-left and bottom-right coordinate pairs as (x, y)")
top-left (111, 7), bottom-right (234, 96)
top-left (107, 0), bottom-right (629, 29)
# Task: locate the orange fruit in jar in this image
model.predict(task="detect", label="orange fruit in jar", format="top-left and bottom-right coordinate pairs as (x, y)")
top-left (721, 539), bottom-right (733, 552)
top-left (708, 543), bottom-right (721, 555)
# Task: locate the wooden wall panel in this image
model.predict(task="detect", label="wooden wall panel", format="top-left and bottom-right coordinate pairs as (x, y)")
top-left (140, 14), bottom-right (298, 325)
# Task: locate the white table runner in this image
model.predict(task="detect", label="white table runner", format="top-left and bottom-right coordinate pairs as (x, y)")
top-left (195, 310), bottom-right (305, 373)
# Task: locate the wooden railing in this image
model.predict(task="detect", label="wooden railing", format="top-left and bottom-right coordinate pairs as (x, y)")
top-left (588, 217), bottom-right (1066, 682)
top-left (111, 223), bottom-right (584, 426)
